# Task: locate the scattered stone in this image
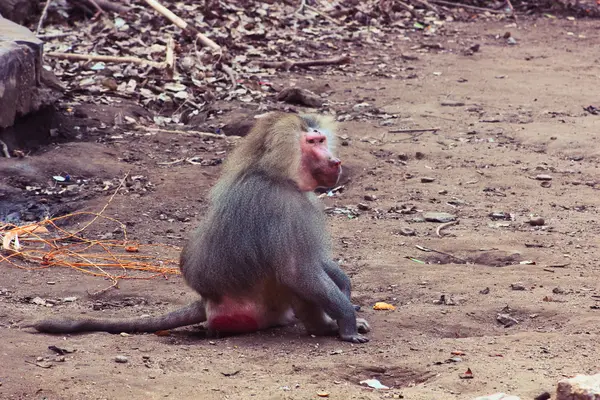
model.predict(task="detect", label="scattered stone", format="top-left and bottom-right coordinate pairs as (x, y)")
top-left (535, 174), bottom-right (553, 181)
top-left (552, 287), bottom-right (566, 295)
top-left (510, 283), bottom-right (526, 291)
top-left (497, 313), bottom-right (519, 327)
top-left (31, 297), bottom-right (47, 306)
top-left (421, 176), bottom-right (435, 183)
top-left (415, 151), bottom-right (425, 160)
top-left (529, 217), bottom-right (545, 226)
top-left (63, 296), bottom-right (77, 303)
top-left (541, 181), bottom-right (552, 188)
top-left (364, 194), bottom-right (377, 201)
top-left (423, 212), bottom-right (457, 223)
top-left (115, 355), bottom-right (129, 363)
top-left (357, 203), bottom-right (370, 211)
top-left (397, 227), bottom-right (416, 236)
top-left (556, 373), bottom-right (600, 400)
top-left (473, 394), bottom-right (521, 400)
top-left (480, 287), bottom-right (490, 294)
top-left (507, 37), bottom-right (517, 45)
top-left (441, 100), bottom-right (465, 107)
top-left (433, 294), bottom-right (456, 306)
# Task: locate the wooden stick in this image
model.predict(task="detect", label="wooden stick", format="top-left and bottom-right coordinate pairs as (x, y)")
top-left (258, 55), bottom-right (351, 70)
top-left (165, 36), bottom-right (176, 76)
top-left (143, 0), bottom-right (220, 52)
top-left (413, 0), bottom-right (439, 13)
top-left (395, 0), bottom-right (419, 17)
top-left (140, 126), bottom-right (241, 140)
top-left (36, 0), bottom-right (53, 35)
top-left (429, 0), bottom-right (505, 13)
top-left (389, 127), bottom-right (440, 133)
top-left (219, 63), bottom-right (237, 88)
top-left (45, 52), bottom-right (165, 68)
top-left (305, 4), bottom-right (340, 24)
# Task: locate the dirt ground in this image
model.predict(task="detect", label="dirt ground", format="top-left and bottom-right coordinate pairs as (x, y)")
top-left (2, 17), bottom-right (600, 400)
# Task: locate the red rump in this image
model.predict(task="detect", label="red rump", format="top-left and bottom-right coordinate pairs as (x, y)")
top-left (209, 314), bottom-right (260, 333)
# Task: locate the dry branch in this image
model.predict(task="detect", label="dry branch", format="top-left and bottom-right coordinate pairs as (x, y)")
top-left (36, 0), bottom-right (53, 34)
top-left (429, 0), bottom-right (505, 14)
top-left (45, 52), bottom-right (165, 68)
top-left (258, 55), bottom-right (351, 71)
top-left (143, 0), bottom-right (221, 52)
top-left (389, 127), bottom-right (440, 133)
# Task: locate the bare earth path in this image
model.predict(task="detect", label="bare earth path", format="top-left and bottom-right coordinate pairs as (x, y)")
top-left (2, 18), bottom-right (600, 400)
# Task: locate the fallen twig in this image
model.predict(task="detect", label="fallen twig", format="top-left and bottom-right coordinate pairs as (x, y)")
top-left (436, 220), bottom-right (459, 237)
top-left (165, 36), bottom-right (176, 77)
top-left (413, 0), bottom-right (439, 13)
top-left (389, 127), bottom-right (440, 133)
top-left (45, 52), bottom-right (165, 68)
top-left (36, 0), bottom-right (53, 35)
top-left (545, 263), bottom-right (570, 268)
top-left (258, 55), bottom-right (351, 71)
top-left (143, 0), bottom-right (220, 52)
top-left (396, 0), bottom-right (419, 17)
top-left (140, 126), bottom-right (240, 140)
top-left (219, 63), bottom-right (238, 88)
top-left (429, 0), bottom-right (505, 14)
top-left (305, 4), bottom-right (340, 24)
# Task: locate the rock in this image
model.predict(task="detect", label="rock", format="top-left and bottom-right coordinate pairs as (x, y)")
top-left (529, 217), bottom-right (545, 226)
top-left (63, 296), bottom-right (78, 303)
top-left (0, 17), bottom-right (61, 129)
top-left (535, 174), bottom-right (553, 181)
top-left (115, 355), bottom-right (129, 363)
top-left (364, 194), bottom-right (377, 201)
top-left (0, 0), bottom-right (38, 25)
top-left (556, 373), bottom-right (600, 400)
top-left (473, 394), bottom-right (521, 400)
top-left (357, 203), bottom-right (370, 211)
top-left (423, 212), bottom-right (457, 223)
top-left (397, 227), bottom-right (416, 236)
top-left (441, 100), bottom-right (465, 107)
top-left (510, 283), bottom-right (526, 291)
top-left (497, 313), bottom-right (518, 327)
top-left (420, 176), bottom-right (435, 183)
top-left (31, 297), bottom-right (46, 306)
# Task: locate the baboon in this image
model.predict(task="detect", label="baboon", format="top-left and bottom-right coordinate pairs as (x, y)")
top-left (31, 112), bottom-right (370, 343)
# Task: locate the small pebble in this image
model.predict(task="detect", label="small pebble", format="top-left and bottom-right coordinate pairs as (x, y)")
top-left (415, 151), bottom-right (425, 160)
top-left (529, 217), bottom-right (545, 226)
top-left (510, 283), bottom-right (526, 291)
top-left (364, 194), bottom-right (377, 201)
top-left (357, 203), bottom-right (371, 211)
top-left (540, 181), bottom-right (551, 188)
top-left (535, 174), bottom-right (552, 181)
top-left (398, 227), bottom-right (416, 236)
top-left (441, 100), bottom-right (465, 107)
top-left (421, 177), bottom-right (435, 183)
top-left (115, 355), bottom-right (129, 363)
top-left (63, 297), bottom-right (77, 303)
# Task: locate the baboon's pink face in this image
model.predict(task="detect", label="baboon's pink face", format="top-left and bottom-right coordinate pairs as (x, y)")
top-left (299, 130), bottom-right (341, 191)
